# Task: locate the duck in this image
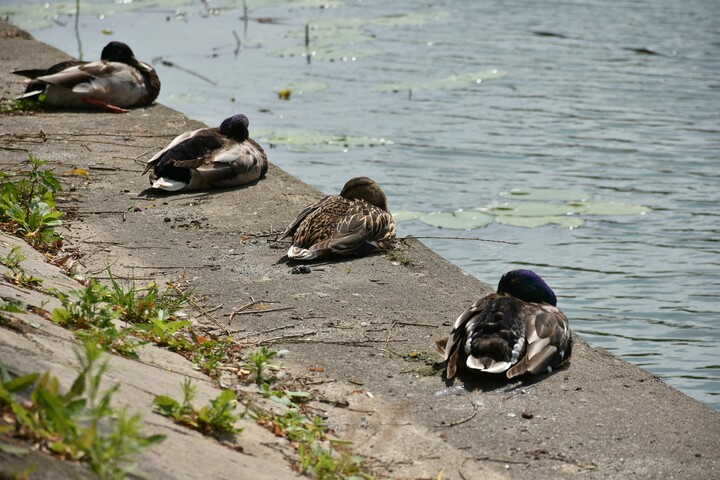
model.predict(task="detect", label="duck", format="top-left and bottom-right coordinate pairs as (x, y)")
top-left (277, 176), bottom-right (396, 260)
top-left (14, 41), bottom-right (160, 113)
top-left (142, 114), bottom-right (268, 192)
top-left (438, 269), bottom-right (572, 379)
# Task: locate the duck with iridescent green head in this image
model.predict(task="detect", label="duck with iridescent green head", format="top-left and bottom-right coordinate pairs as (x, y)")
top-left (14, 41), bottom-right (160, 113)
top-left (438, 269), bottom-right (573, 379)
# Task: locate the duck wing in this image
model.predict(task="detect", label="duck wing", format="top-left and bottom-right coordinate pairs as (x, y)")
top-left (324, 200), bottom-right (396, 256)
top-left (443, 294), bottom-right (526, 379)
top-left (14, 60), bottom-right (87, 80)
top-left (194, 137), bottom-right (268, 187)
top-left (506, 304), bottom-right (572, 378)
top-left (277, 194), bottom-right (338, 242)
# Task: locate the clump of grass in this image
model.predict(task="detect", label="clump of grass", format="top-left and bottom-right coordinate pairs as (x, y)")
top-left (153, 379), bottom-right (242, 438)
top-left (0, 97), bottom-right (45, 114)
top-left (384, 249), bottom-right (412, 266)
top-left (51, 278), bottom-right (143, 358)
top-left (0, 246), bottom-right (43, 289)
top-left (0, 154), bottom-right (63, 250)
top-left (0, 341), bottom-right (165, 479)
top-left (243, 347), bottom-right (376, 479)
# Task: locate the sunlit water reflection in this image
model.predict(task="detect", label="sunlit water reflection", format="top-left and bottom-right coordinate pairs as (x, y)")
top-left (6, 0), bottom-right (719, 409)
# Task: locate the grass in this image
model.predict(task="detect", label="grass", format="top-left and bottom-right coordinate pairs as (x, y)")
top-left (0, 341), bottom-right (165, 479)
top-left (244, 347), bottom-right (376, 480)
top-left (0, 154), bottom-right (63, 250)
top-left (0, 246), bottom-right (43, 289)
top-left (0, 153), bottom-right (376, 478)
top-left (384, 249), bottom-right (412, 266)
top-left (153, 380), bottom-right (242, 438)
top-left (0, 97), bottom-right (45, 115)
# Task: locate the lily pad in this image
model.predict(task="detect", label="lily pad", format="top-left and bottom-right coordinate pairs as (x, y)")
top-left (574, 201), bottom-right (652, 216)
top-left (373, 70), bottom-right (509, 93)
top-left (495, 215), bottom-right (585, 229)
top-left (499, 188), bottom-right (590, 202)
top-left (392, 211), bottom-right (423, 223)
top-left (256, 130), bottom-right (393, 153)
top-left (419, 210), bottom-right (494, 230)
top-left (485, 202), bottom-right (587, 217)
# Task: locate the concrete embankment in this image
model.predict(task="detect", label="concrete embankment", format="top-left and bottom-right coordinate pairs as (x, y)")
top-left (1, 20), bottom-right (718, 479)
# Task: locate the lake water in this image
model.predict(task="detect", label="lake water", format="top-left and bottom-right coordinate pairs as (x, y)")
top-left (5, 0), bottom-right (719, 410)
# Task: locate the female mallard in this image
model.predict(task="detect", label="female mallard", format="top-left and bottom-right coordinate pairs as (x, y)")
top-left (142, 114), bottom-right (268, 192)
top-left (439, 269), bottom-right (572, 379)
top-left (278, 177), bottom-right (396, 260)
top-left (14, 41), bottom-right (160, 113)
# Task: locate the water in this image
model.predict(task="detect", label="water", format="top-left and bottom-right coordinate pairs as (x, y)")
top-left (5, 0), bottom-right (719, 409)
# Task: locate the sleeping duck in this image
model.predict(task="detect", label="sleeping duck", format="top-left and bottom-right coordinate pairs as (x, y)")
top-left (438, 269), bottom-right (572, 379)
top-left (278, 176), bottom-right (396, 260)
top-left (14, 41), bottom-right (160, 113)
top-left (142, 114), bottom-right (268, 192)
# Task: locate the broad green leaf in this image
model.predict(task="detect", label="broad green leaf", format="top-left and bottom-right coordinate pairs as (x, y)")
top-left (573, 201), bottom-right (651, 216)
top-left (392, 210), bottom-right (423, 223)
top-left (3, 373), bottom-right (39, 393)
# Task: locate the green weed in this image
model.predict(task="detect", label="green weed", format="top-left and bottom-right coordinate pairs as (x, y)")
top-left (245, 346), bottom-right (277, 386)
top-left (0, 154), bottom-right (63, 249)
top-left (51, 279), bottom-right (143, 358)
top-left (0, 246), bottom-right (43, 288)
top-left (0, 341), bottom-right (165, 479)
top-left (385, 249), bottom-right (412, 266)
top-left (153, 379), bottom-right (242, 438)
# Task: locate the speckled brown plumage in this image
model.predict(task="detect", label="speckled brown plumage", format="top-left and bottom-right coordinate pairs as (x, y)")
top-left (278, 177), bottom-right (396, 260)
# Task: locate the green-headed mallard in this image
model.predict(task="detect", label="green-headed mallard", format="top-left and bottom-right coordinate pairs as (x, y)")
top-left (14, 41), bottom-right (160, 113)
top-left (142, 114), bottom-right (268, 192)
top-left (439, 269), bottom-right (572, 379)
top-left (278, 177), bottom-right (396, 260)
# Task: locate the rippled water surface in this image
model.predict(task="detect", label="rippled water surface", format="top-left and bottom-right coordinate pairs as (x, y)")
top-left (6, 0), bottom-right (719, 409)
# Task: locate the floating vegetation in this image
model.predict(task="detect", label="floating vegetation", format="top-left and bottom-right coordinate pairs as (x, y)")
top-left (0, 0), bottom-right (192, 30)
top-left (392, 211), bottom-right (423, 223)
top-left (373, 69), bottom-right (509, 93)
top-left (393, 190), bottom-right (650, 230)
top-left (575, 201), bottom-right (652, 216)
top-left (484, 201), bottom-right (588, 217)
top-left (256, 129), bottom-right (393, 153)
top-left (495, 215), bottom-right (585, 229)
top-left (268, 44), bottom-right (382, 62)
top-left (419, 210), bottom-right (494, 230)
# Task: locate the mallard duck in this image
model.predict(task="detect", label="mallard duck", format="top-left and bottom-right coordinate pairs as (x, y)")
top-left (278, 176), bottom-right (396, 260)
top-left (14, 41), bottom-right (160, 113)
top-left (438, 269), bottom-right (572, 379)
top-left (142, 114), bottom-right (268, 191)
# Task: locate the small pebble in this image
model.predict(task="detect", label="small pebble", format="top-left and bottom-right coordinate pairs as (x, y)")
top-left (522, 412), bottom-right (534, 420)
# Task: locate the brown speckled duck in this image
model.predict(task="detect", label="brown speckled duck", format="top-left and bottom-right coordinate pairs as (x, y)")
top-left (142, 114), bottom-right (268, 192)
top-left (278, 176), bottom-right (396, 260)
top-left (438, 269), bottom-right (573, 379)
top-left (14, 41), bottom-right (160, 113)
